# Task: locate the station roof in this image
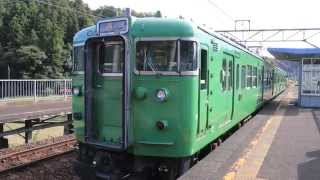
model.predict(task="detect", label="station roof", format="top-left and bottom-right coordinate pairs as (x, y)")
top-left (267, 48), bottom-right (320, 60)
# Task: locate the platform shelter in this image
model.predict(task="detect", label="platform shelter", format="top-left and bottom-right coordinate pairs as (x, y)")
top-left (268, 48), bottom-right (320, 108)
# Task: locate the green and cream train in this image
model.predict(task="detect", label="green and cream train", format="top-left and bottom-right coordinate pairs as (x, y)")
top-left (72, 10), bottom-right (286, 180)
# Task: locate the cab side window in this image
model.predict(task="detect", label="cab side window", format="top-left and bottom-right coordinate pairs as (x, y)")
top-left (200, 49), bottom-right (208, 89)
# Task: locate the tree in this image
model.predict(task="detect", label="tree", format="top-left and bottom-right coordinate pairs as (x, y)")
top-left (94, 6), bottom-right (119, 17)
top-left (0, 0), bottom-right (160, 79)
top-left (94, 6), bottom-right (162, 18)
top-left (16, 46), bottom-right (47, 78)
top-left (1, 46), bottom-right (47, 78)
top-left (155, 10), bottom-right (162, 17)
top-left (0, 0), bottom-right (94, 79)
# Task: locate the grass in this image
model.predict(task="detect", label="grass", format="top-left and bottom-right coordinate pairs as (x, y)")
top-left (4, 123), bottom-right (65, 147)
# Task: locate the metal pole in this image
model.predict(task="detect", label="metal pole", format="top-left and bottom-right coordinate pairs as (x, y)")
top-left (1, 81), bottom-right (3, 100)
top-left (25, 120), bottom-right (33, 143)
top-left (64, 113), bottom-right (73, 135)
top-left (0, 123), bottom-right (8, 149)
top-left (64, 79), bottom-right (67, 100)
top-left (33, 80), bottom-right (37, 102)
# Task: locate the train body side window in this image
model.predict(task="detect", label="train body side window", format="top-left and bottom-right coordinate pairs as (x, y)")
top-left (221, 58), bottom-right (227, 91)
top-left (236, 64), bottom-right (240, 89)
top-left (241, 65), bottom-right (246, 89)
top-left (253, 67), bottom-right (257, 87)
top-left (247, 65), bottom-right (252, 88)
top-left (228, 60), bottom-right (233, 90)
top-left (200, 49), bottom-right (208, 89)
top-left (270, 72), bottom-right (273, 86)
top-left (257, 69), bottom-right (261, 87)
top-left (267, 72), bottom-right (270, 87)
top-left (266, 71), bottom-right (270, 87)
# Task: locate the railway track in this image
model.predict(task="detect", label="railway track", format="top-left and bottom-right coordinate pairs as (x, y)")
top-left (0, 134), bottom-right (76, 173)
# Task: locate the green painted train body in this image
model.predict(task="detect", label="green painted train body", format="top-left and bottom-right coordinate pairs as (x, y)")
top-left (72, 13), bottom-right (286, 179)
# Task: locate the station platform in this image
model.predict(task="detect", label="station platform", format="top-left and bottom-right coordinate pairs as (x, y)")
top-left (0, 99), bottom-right (71, 123)
top-left (180, 87), bottom-right (320, 180)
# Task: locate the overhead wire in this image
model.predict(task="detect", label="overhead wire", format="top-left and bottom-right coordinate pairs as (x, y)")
top-left (207, 0), bottom-right (234, 22)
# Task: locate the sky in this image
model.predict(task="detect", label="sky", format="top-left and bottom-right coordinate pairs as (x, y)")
top-left (83, 0), bottom-right (320, 51)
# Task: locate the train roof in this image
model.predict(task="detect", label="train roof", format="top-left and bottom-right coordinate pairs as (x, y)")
top-left (196, 27), bottom-right (265, 61)
top-left (73, 26), bottom-right (96, 46)
top-left (130, 18), bottom-right (264, 60)
top-left (131, 17), bottom-right (196, 37)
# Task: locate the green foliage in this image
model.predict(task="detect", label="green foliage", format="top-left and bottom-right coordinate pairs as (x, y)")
top-left (0, 0), bottom-right (94, 79)
top-left (94, 6), bottom-right (120, 17)
top-left (14, 46), bottom-right (47, 78)
top-left (0, 0), bottom-right (162, 79)
top-left (93, 6), bottom-right (162, 18)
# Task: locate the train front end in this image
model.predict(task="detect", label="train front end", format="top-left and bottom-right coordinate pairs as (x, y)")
top-left (73, 11), bottom-right (200, 179)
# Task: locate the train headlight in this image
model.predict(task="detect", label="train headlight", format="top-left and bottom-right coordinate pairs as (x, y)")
top-left (155, 88), bottom-right (168, 102)
top-left (72, 87), bottom-right (81, 96)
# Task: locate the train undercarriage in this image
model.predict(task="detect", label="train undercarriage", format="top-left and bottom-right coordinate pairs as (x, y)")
top-left (74, 143), bottom-right (192, 180)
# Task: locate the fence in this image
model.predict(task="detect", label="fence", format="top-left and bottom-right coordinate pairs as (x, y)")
top-left (0, 79), bottom-right (72, 102)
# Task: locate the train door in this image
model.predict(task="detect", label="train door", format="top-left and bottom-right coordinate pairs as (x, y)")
top-left (207, 51), bottom-right (214, 129)
top-left (198, 46), bottom-right (209, 135)
top-left (233, 62), bottom-right (240, 120)
top-left (261, 66), bottom-right (265, 101)
top-left (224, 54), bottom-right (235, 122)
top-left (85, 36), bottom-right (129, 150)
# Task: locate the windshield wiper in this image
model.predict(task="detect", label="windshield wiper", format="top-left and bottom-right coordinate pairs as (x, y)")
top-left (146, 51), bottom-right (163, 76)
top-left (147, 56), bottom-right (156, 72)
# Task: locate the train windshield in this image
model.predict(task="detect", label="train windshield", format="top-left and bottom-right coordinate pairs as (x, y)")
top-left (73, 46), bottom-right (84, 72)
top-left (136, 40), bottom-right (197, 72)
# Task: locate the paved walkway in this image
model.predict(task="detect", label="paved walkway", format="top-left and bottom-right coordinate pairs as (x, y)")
top-left (180, 87), bottom-right (320, 180)
top-left (0, 99), bottom-right (71, 123)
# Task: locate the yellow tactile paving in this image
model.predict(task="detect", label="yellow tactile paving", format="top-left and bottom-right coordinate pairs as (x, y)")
top-left (224, 89), bottom-right (294, 180)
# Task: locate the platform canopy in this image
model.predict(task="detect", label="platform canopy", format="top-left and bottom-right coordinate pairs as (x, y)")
top-left (268, 48), bottom-right (320, 60)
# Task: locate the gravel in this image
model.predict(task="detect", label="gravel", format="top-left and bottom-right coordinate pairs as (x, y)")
top-left (0, 152), bottom-right (80, 180)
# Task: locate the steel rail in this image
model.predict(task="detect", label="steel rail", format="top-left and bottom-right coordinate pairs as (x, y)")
top-left (0, 135), bottom-right (76, 172)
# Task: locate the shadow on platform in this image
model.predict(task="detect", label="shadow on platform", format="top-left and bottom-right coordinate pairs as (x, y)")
top-left (298, 110), bottom-right (320, 180)
top-left (298, 150), bottom-right (320, 180)
top-left (312, 110), bottom-right (320, 133)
